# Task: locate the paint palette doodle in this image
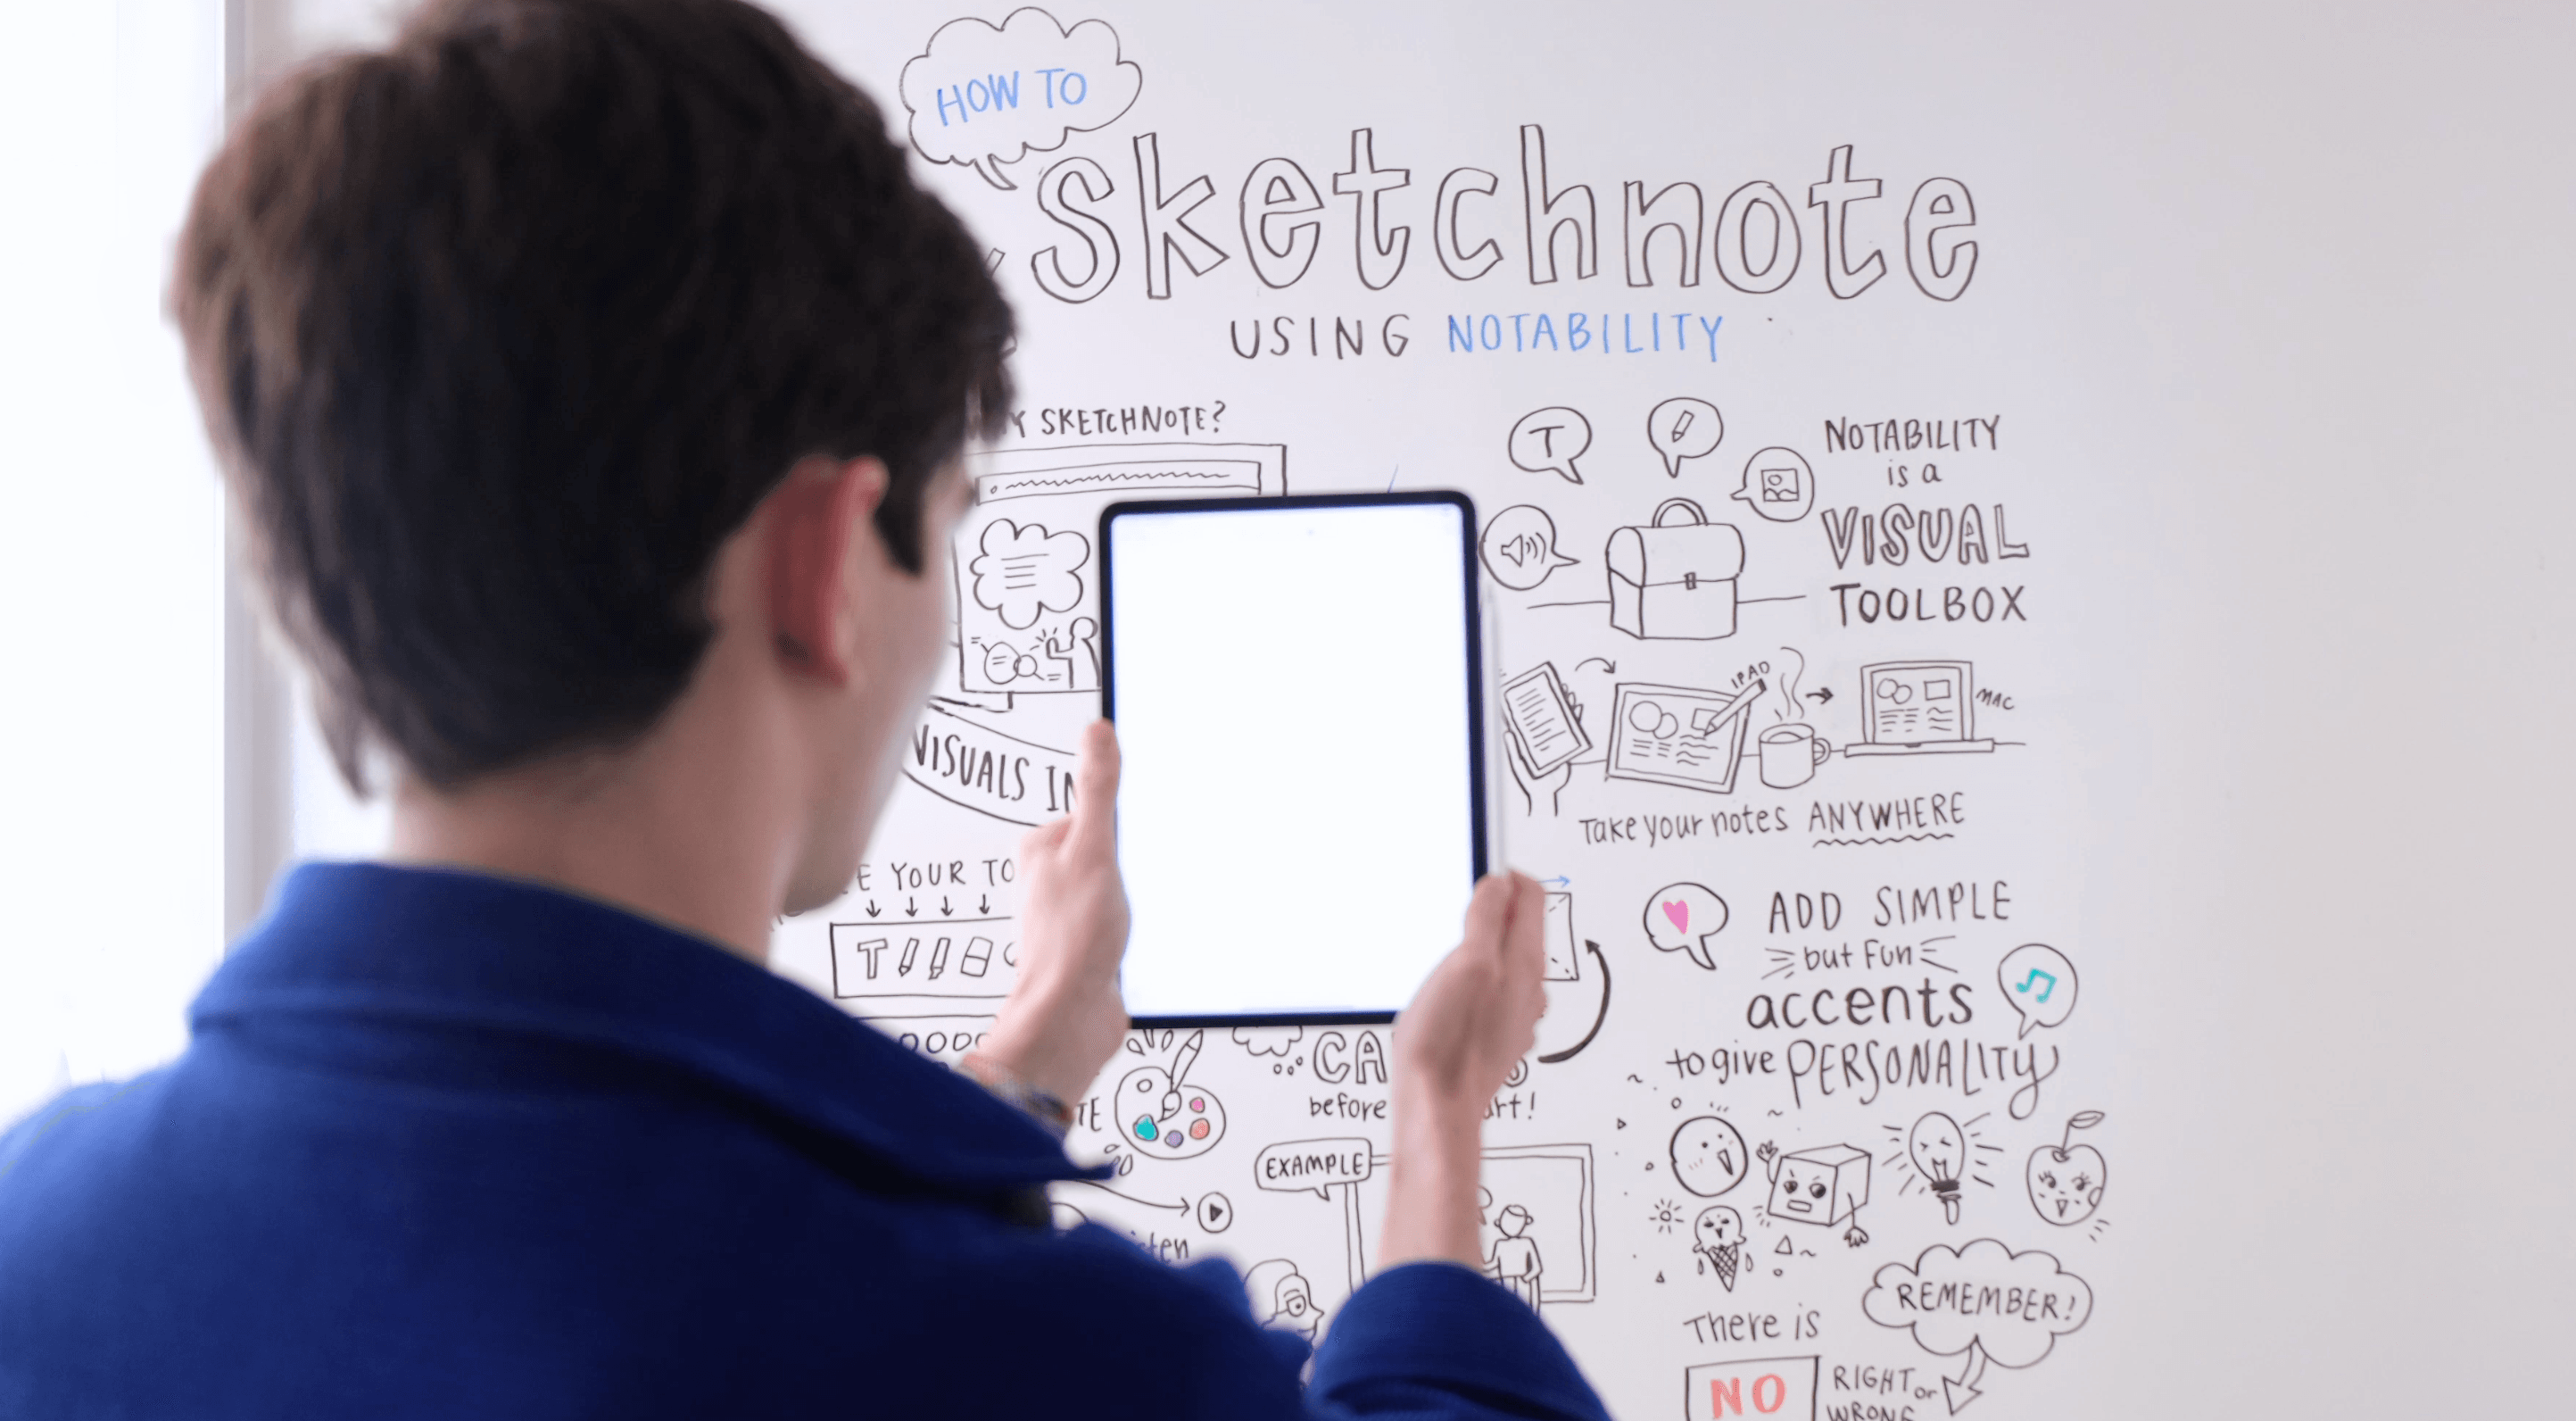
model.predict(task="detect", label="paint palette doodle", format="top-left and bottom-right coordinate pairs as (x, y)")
top-left (1114, 1029), bottom-right (1229, 1160)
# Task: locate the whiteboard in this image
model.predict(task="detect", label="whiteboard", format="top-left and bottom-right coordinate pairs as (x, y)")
top-left (248, 1), bottom-right (2576, 1415)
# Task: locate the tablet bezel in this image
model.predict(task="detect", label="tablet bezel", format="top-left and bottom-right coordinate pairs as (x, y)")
top-left (1097, 489), bottom-right (1489, 1029)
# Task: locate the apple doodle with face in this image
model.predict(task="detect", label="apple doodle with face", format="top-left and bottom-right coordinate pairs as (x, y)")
top-left (2026, 1110), bottom-right (2108, 1226)
top-left (1114, 1030), bottom-right (1227, 1161)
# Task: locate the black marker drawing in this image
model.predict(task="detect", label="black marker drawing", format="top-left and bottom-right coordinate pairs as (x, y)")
top-left (1646, 397), bottom-right (1723, 478)
top-left (1501, 662), bottom-right (1590, 815)
top-left (1996, 943), bottom-right (2078, 1036)
top-left (1669, 1114), bottom-right (1751, 1198)
top-left (1608, 680), bottom-right (1761, 794)
top-left (1230, 1024), bottom-right (1304, 1059)
top-left (1244, 1258), bottom-right (1326, 1341)
top-left (1194, 1191), bottom-right (1234, 1234)
top-left (1487, 1201), bottom-right (1547, 1310)
top-left (952, 442), bottom-right (1286, 701)
top-left (1479, 504), bottom-right (1582, 591)
top-left (898, 10), bottom-right (1142, 190)
top-left (1843, 661), bottom-right (1995, 756)
top-left (903, 701), bottom-right (1080, 827)
top-left (1861, 1238), bottom-right (2092, 1414)
top-left (1690, 1205), bottom-right (1746, 1291)
top-left (1111, 1029), bottom-right (1226, 1160)
top-left (1536, 939), bottom-right (1611, 1065)
top-left (1886, 1111), bottom-right (2002, 1226)
top-left (1764, 1143), bottom-right (1871, 1246)
top-left (2026, 1112), bottom-right (2107, 1227)
top-left (828, 913), bottom-right (1013, 1018)
top-left (1607, 499), bottom-right (1744, 640)
top-left (1758, 722), bottom-right (1833, 790)
top-left (1732, 446), bottom-right (1817, 523)
top-left (1642, 883), bottom-right (1727, 970)
top-left (1508, 406), bottom-right (1591, 484)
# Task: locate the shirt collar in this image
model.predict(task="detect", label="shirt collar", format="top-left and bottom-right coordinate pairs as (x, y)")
top-left (196, 861), bottom-right (1105, 1192)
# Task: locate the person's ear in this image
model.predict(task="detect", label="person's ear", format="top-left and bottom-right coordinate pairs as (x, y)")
top-left (764, 453), bottom-right (888, 686)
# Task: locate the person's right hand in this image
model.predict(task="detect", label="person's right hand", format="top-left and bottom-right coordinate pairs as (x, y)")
top-left (1394, 871), bottom-right (1548, 1105)
top-left (1376, 871), bottom-right (1548, 1272)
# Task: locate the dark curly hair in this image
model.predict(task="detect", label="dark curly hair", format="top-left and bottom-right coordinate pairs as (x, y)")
top-left (174, 0), bottom-right (1013, 791)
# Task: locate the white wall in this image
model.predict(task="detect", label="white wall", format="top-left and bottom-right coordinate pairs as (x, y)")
top-left (0, 0), bottom-right (229, 1126)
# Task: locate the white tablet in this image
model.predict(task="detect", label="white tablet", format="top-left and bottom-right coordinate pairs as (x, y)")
top-left (1099, 492), bottom-right (1488, 1026)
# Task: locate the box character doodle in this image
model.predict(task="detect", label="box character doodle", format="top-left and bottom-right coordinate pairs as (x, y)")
top-left (1766, 1143), bottom-right (1869, 1231)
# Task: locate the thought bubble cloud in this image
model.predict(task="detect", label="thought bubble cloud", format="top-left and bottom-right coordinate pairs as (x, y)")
top-left (1647, 397), bottom-right (1724, 478)
top-left (1732, 446), bottom-right (1815, 522)
top-left (1509, 406), bottom-right (1591, 485)
top-left (970, 519), bottom-right (1089, 630)
top-left (1996, 943), bottom-right (2078, 1037)
top-left (899, 9), bottom-right (1143, 190)
top-left (1862, 1238), bottom-right (2093, 1369)
top-left (1478, 504), bottom-right (1581, 590)
top-left (1254, 1137), bottom-right (1373, 1199)
top-left (1643, 882), bottom-right (1727, 970)
top-left (1230, 1025), bottom-right (1305, 1059)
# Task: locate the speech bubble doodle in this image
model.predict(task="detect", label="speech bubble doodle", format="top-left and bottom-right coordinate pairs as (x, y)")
top-left (1670, 1115), bottom-right (1751, 1198)
top-left (1732, 446), bottom-right (1816, 522)
top-left (969, 519), bottom-right (1089, 631)
top-left (1254, 1138), bottom-right (1373, 1200)
top-left (1643, 883), bottom-right (1728, 970)
top-left (1647, 397), bottom-right (1724, 478)
top-left (1478, 504), bottom-right (1582, 590)
top-left (1996, 943), bottom-right (2078, 1038)
top-left (898, 9), bottom-right (1143, 190)
top-left (1862, 1237), bottom-right (2092, 1374)
top-left (1509, 406), bottom-right (1592, 485)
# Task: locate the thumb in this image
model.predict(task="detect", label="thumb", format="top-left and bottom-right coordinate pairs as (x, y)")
top-left (1066, 719), bottom-right (1122, 858)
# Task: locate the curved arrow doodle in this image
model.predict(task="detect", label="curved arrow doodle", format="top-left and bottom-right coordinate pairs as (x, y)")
top-left (1537, 939), bottom-right (1611, 1064)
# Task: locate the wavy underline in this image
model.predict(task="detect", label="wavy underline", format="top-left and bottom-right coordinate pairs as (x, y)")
top-left (1811, 833), bottom-right (1958, 846)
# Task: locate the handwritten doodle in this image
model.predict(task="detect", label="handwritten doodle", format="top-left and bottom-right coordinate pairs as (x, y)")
top-left (1732, 446), bottom-right (1817, 523)
top-left (2026, 1112), bottom-right (2108, 1227)
top-left (1487, 1201), bottom-right (1546, 1309)
top-left (1862, 1239), bottom-right (2092, 1413)
top-left (1229, 1025), bottom-right (1304, 1059)
top-left (1646, 397), bottom-right (1724, 478)
top-left (1670, 1115), bottom-right (1752, 1198)
top-left (1892, 1111), bottom-right (2002, 1226)
top-left (1844, 661), bottom-right (1996, 755)
top-left (1765, 1143), bottom-right (1871, 1244)
top-left (1501, 661), bottom-right (1590, 816)
top-left (1758, 723), bottom-right (1833, 791)
top-left (952, 442), bottom-right (1285, 699)
top-left (1996, 943), bottom-right (2079, 1036)
top-left (1479, 504), bottom-right (1582, 591)
top-left (898, 9), bottom-right (1142, 191)
top-left (1244, 1259), bottom-right (1325, 1341)
top-left (1641, 883), bottom-right (1728, 970)
top-left (1606, 499), bottom-right (1744, 640)
top-left (1689, 1205), bottom-right (1746, 1291)
top-left (970, 519), bottom-right (1089, 632)
top-left (1536, 938), bottom-right (1611, 1065)
top-left (902, 702), bottom-right (1080, 827)
top-left (1112, 1029), bottom-right (1227, 1160)
top-left (1508, 406), bottom-right (1592, 484)
top-left (828, 913), bottom-right (1013, 1018)
top-left (1194, 1192), bottom-right (1235, 1233)
top-left (1608, 681), bottom-right (1762, 794)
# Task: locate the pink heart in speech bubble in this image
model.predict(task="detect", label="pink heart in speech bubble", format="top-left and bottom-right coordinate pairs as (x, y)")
top-left (1662, 901), bottom-right (1689, 933)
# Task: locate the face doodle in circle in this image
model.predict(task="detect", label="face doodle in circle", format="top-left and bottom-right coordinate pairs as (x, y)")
top-left (1669, 1115), bottom-right (1751, 1198)
top-left (2026, 1111), bottom-right (2107, 1226)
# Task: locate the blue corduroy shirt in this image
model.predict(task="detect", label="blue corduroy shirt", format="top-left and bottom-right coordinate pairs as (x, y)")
top-left (0, 863), bottom-right (1607, 1419)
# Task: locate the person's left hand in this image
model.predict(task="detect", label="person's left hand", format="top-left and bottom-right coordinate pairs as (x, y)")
top-left (972, 719), bottom-right (1131, 1104)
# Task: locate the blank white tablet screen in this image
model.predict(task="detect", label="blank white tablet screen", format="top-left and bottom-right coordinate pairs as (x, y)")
top-left (1106, 499), bottom-right (1479, 1020)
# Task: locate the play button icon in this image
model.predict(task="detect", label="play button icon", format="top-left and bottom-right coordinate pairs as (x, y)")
top-left (1195, 1191), bottom-right (1233, 1234)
